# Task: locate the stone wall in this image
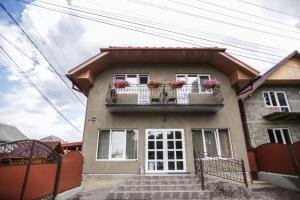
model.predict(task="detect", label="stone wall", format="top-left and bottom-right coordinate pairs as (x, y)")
top-left (243, 85), bottom-right (300, 147)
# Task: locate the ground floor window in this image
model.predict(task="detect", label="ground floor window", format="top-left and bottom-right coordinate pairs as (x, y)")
top-left (97, 129), bottom-right (138, 160)
top-left (192, 129), bottom-right (232, 158)
top-left (268, 128), bottom-right (292, 144)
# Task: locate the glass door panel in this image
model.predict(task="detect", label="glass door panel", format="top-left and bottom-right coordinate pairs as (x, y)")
top-left (199, 75), bottom-right (209, 93)
top-left (146, 129), bottom-right (185, 173)
top-left (276, 92), bottom-right (289, 112)
top-left (111, 130), bottom-right (126, 159)
top-left (204, 130), bottom-right (218, 156)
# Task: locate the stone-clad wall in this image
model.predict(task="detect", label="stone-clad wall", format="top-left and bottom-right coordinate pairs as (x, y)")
top-left (243, 85), bottom-right (300, 147)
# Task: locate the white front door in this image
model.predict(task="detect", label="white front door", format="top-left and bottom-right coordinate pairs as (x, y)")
top-left (145, 129), bottom-right (186, 173)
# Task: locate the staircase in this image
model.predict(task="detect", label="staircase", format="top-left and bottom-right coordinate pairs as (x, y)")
top-left (106, 174), bottom-right (211, 200)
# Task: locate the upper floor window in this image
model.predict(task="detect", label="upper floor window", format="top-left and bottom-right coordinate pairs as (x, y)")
top-left (114, 74), bottom-right (149, 85)
top-left (176, 74), bottom-right (210, 93)
top-left (97, 129), bottom-right (138, 160)
top-left (262, 91), bottom-right (290, 112)
top-left (268, 128), bottom-right (292, 144)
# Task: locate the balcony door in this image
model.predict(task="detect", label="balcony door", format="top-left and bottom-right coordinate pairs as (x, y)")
top-left (114, 74), bottom-right (149, 104)
top-left (145, 129), bottom-right (186, 173)
top-left (176, 74), bottom-right (210, 104)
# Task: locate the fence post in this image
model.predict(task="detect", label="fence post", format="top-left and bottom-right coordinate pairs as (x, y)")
top-left (288, 144), bottom-right (300, 177)
top-left (53, 156), bottom-right (62, 199)
top-left (199, 158), bottom-right (205, 190)
top-left (241, 159), bottom-right (248, 188)
top-left (20, 141), bottom-right (36, 200)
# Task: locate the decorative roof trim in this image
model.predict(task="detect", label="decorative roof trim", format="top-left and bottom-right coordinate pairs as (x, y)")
top-left (238, 50), bottom-right (300, 101)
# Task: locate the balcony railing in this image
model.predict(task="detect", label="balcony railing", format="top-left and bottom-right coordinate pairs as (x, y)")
top-left (105, 84), bottom-right (224, 112)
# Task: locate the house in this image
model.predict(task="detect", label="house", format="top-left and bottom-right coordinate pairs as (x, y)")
top-left (0, 123), bottom-right (28, 144)
top-left (238, 50), bottom-right (300, 149)
top-left (67, 47), bottom-right (259, 177)
top-left (42, 141), bottom-right (65, 155)
top-left (40, 135), bottom-right (66, 144)
top-left (62, 141), bottom-right (82, 152)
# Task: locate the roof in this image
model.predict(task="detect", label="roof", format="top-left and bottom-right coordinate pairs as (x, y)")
top-left (62, 141), bottom-right (82, 148)
top-left (238, 50), bottom-right (300, 101)
top-left (67, 47), bottom-right (260, 95)
top-left (40, 135), bottom-right (66, 144)
top-left (0, 140), bottom-right (64, 159)
top-left (0, 123), bottom-right (28, 142)
top-left (42, 141), bottom-right (65, 155)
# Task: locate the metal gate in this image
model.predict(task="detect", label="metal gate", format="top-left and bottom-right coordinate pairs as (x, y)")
top-left (0, 140), bottom-right (62, 200)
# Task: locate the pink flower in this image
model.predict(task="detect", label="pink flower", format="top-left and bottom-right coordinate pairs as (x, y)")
top-left (203, 79), bottom-right (221, 89)
top-left (113, 80), bottom-right (129, 88)
top-left (147, 79), bottom-right (164, 89)
top-left (169, 80), bottom-right (186, 89)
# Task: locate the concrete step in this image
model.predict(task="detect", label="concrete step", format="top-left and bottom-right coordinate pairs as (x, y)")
top-left (106, 190), bottom-right (211, 200)
top-left (126, 179), bottom-right (202, 185)
top-left (116, 184), bottom-right (203, 191)
top-left (130, 175), bottom-right (199, 180)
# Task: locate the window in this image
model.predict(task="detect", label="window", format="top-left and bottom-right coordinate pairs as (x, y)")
top-left (267, 128), bottom-right (292, 144)
top-left (176, 74), bottom-right (210, 93)
top-left (114, 74), bottom-right (149, 85)
top-left (262, 91), bottom-right (290, 112)
top-left (97, 129), bottom-right (138, 160)
top-left (192, 129), bottom-right (232, 158)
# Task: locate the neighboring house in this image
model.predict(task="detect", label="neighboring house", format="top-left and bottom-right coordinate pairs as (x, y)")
top-left (40, 135), bottom-right (66, 144)
top-left (0, 123), bottom-right (28, 144)
top-left (42, 141), bottom-right (65, 155)
top-left (62, 142), bottom-right (82, 152)
top-left (238, 50), bottom-right (300, 148)
top-left (67, 47), bottom-right (259, 175)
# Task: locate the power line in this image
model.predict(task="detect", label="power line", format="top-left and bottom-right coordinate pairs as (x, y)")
top-left (15, 0), bottom-right (289, 60)
top-left (15, 0), bottom-right (288, 65)
top-left (168, 0), bottom-right (300, 34)
top-left (0, 2), bottom-right (86, 107)
top-left (129, 0), bottom-right (300, 41)
top-left (14, 0), bottom-right (291, 65)
top-left (194, 0), bottom-right (297, 28)
top-left (237, 0), bottom-right (300, 19)
top-left (3, 1), bottom-right (68, 74)
top-left (0, 33), bottom-right (66, 77)
top-left (0, 46), bottom-right (82, 134)
top-left (35, 6), bottom-right (73, 69)
top-left (76, 0), bottom-right (290, 54)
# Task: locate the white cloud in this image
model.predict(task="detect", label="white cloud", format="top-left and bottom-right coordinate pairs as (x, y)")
top-left (0, 0), bottom-right (299, 142)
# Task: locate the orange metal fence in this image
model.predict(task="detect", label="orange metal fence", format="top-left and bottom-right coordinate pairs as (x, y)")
top-left (253, 142), bottom-right (300, 176)
top-left (0, 151), bottom-right (83, 200)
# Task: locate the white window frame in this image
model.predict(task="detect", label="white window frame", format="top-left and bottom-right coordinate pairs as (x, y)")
top-left (113, 74), bottom-right (149, 85)
top-left (145, 129), bottom-right (187, 173)
top-left (193, 128), bottom-right (234, 159)
top-left (95, 129), bottom-right (139, 161)
top-left (262, 91), bottom-right (290, 112)
top-left (176, 74), bottom-right (211, 85)
top-left (268, 128), bottom-right (293, 144)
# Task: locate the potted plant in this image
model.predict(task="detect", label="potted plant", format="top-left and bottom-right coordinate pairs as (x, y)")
top-left (147, 79), bottom-right (164, 89)
top-left (113, 80), bottom-right (129, 88)
top-left (203, 79), bottom-right (221, 93)
top-left (169, 80), bottom-right (186, 89)
top-left (203, 79), bottom-right (221, 89)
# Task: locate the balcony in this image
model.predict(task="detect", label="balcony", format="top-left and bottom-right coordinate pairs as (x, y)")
top-left (105, 84), bottom-right (224, 112)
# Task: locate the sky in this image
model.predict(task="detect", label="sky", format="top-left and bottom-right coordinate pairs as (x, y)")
top-left (0, 0), bottom-right (299, 142)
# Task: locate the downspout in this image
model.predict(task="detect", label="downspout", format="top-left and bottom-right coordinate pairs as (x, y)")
top-left (238, 100), bottom-right (253, 151)
top-left (239, 100), bottom-right (258, 180)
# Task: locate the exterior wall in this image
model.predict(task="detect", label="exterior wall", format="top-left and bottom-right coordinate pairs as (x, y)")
top-left (82, 64), bottom-right (249, 174)
top-left (243, 85), bottom-right (300, 148)
top-left (268, 57), bottom-right (300, 81)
